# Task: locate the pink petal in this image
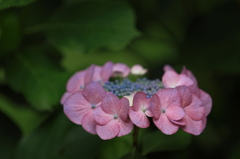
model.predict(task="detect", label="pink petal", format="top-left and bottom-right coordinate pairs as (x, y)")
top-left (60, 92), bottom-right (73, 104)
top-left (129, 108), bottom-right (150, 128)
top-left (83, 82), bottom-right (106, 105)
top-left (185, 95), bottom-right (204, 120)
top-left (145, 109), bottom-right (153, 117)
top-left (101, 61), bottom-right (113, 83)
top-left (93, 106), bottom-right (113, 125)
top-left (162, 70), bottom-right (180, 88)
top-left (162, 66), bottom-right (194, 88)
top-left (118, 119), bottom-right (133, 137)
top-left (66, 71), bottom-right (85, 92)
top-left (166, 105), bottom-right (185, 120)
top-left (181, 66), bottom-right (198, 85)
top-left (200, 89), bottom-right (212, 116)
top-left (153, 114), bottom-right (179, 135)
top-left (156, 88), bottom-right (181, 109)
top-left (150, 94), bottom-right (161, 119)
top-left (188, 85), bottom-right (201, 97)
top-left (101, 93), bottom-right (121, 115)
top-left (82, 112), bottom-right (97, 134)
top-left (176, 86), bottom-right (192, 107)
top-left (84, 64), bottom-right (95, 85)
top-left (201, 115), bottom-right (207, 130)
top-left (63, 91), bottom-right (91, 125)
top-left (118, 97), bottom-right (129, 121)
top-left (92, 66), bottom-right (102, 82)
top-left (186, 107), bottom-right (205, 121)
top-left (96, 120), bottom-right (120, 140)
top-left (177, 74), bottom-right (194, 86)
top-left (132, 92), bottom-right (150, 111)
top-left (112, 63), bottom-right (130, 77)
top-left (181, 115), bottom-right (203, 135)
top-left (163, 65), bottom-right (176, 72)
top-left (170, 118), bottom-right (186, 126)
top-left (131, 64), bottom-right (147, 75)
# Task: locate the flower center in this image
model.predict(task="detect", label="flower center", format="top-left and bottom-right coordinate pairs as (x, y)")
top-left (142, 107), bottom-right (146, 113)
top-left (114, 114), bottom-right (118, 119)
top-left (103, 78), bottom-right (163, 98)
top-left (91, 104), bottom-right (96, 109)
top-left (161, 109), bottom-right (166, 113)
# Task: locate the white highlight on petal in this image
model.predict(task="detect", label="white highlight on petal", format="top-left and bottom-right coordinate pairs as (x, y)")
top-left (124, 92), bottom-right (137, 106)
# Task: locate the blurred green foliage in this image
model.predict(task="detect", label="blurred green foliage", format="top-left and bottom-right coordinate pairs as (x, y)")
top-left (0, 0), bottom-right (240, 158)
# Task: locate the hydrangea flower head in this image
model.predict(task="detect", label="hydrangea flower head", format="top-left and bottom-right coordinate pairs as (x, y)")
top-left (62, 62), bottom-right (212, 140)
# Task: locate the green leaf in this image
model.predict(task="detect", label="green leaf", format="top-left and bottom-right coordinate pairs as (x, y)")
top-left (44, 1), bottom-right (139, 54)
top-left (0, 67), bottom-right (4, 84)
top-left (98, 134), bottom-right (132, 159)
top-left (0, 12), bottom-right (21, 57)
top-left (5, 48), bottom-right (68, 111)
top-left (0, 111), bottom-right (21, 159)
top-left (15, 111), bottom-right (71, 159)
top-left (196, 0), bottom-right (229, 15)
top-left (130, 37), bottom-right (177, 64)
top-left (15, 111), bottom-right (103, 159)
top-left (0, 0), bottom-right (37, 10)
top-left (59, 126), bottom-right (103, 159)
top-left (62, 49), bottom-right (146, 72)
top-left (0, 93), bottom-right (47, 135)
top-left (141, 130), bottom-right (192, 155)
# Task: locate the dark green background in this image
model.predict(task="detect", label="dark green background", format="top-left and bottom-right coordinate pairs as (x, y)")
top-left (0, 0), bottom-right (239, 158)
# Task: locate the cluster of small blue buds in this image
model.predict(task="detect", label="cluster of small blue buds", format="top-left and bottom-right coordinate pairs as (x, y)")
top-left (103, 78), bottom-right (163, 98)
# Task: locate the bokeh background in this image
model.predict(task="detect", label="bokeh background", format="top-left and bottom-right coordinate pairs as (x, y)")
top-left (0, 0), bottom-right (240, 158)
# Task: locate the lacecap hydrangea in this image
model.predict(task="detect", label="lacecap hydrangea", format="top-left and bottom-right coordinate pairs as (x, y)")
top-left (61, 62), bottom-right (212, 140)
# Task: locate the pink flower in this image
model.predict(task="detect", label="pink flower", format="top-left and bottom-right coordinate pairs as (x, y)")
top-left (188, 85), bottom-right (212, 129)
top-left (151, 88), bottom-right (185, 135)
top-left (63, 82), bottom-right (106, 134)
top-left (92, 61), bottom-right (113, 84)
top-left (188, 85), bottom-right (212, 113)
top-left (129, 92), bottom-right (153, 128)
top-left (176, 86), bottom-right (205, 135)
top-left (60, 65), bottom-right (95, 104)
top-left (93, 93), bottom-right (133, 140)
top-left (131, 64), bottom-right (147, 75)
top-left (181, 66), bottom-right (198, 86)
top-left (163, 65), bottom-right (197, 87)
top-left (112, 63), bottom-right (130, 77)
top-left (60, 92), bottom-right (73, 105)
top-left (61, 62), bottom-right (113, 104)
top-left (163, 64), bottom-right (175, 72)
top-left (66, 65), bottom-right (95, 92)
top-left (178, 66), bottom-right (212, 118)
top-left (164, 65), bottom-right (212, 116)
top-left (163, 65), bottom-right (212, 132)
top-left (162, 70), bottom-right (194, 88)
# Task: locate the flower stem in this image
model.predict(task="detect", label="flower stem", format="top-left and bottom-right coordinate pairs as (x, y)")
top-left (132, 125), bottom-right (139, 158)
